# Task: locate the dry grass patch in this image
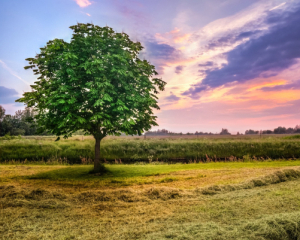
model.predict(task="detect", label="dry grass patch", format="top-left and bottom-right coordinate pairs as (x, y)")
top-left (1, 163), bottom-right (300, 239)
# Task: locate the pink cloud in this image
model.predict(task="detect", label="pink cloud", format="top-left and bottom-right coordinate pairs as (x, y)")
top-left (112, 0), bottom-right (149, 29)
top-left (74, 0), bottom-right (91, 8)
top-left (153, 98), bottom-right (300, 133)
top-left (155, 28), bottom-right (191, 45)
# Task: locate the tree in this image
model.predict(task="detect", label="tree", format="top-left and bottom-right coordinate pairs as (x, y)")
top-left (274, 126), bottom-right (286, 134)
top-left (220, 128), bottom-right (231, 135)
top-left (0, 106), bottom-right (37, 136)
top-left (262, 130), bottom-right (273, 134)
top-left (0, 105), bottom-right (5, 120)
top-left (16, 23), bottom-right (166, 173)
top-left (245, 129), bottom-right (259, 135)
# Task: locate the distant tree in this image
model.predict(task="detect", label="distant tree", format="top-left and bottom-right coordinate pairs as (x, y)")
top-left (220, 128), bottom-right (231, 135)
top-left (245, 129), bottom-right (259, 135)
top-left (0, 105), bottom-right (5, 120)
top-left (0, 106), bottom-right (38, 136)
top-left (0, 106), bottom-right (5, 136)
top-left (17, 23), bottom-right (166, 173)
top-left (262, 130), bottom-right (273, 134)
top-left (295, 129), bottom-right (300, 133)
top-left (274, 126), bottom-right (287, 134)
top-left (145, 129), bottom-right (169, 136)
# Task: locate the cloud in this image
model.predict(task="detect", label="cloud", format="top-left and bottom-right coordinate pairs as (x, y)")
top-left (261, 81), bottom-right (300, 92)
top-left (86, 13), bottom-right (91, 16)
top-left (198, 61), bottom-right (214, 67)
top-left (175, 65), bottom-right (184, 74)
top-left (155, 28), bottom-right (191, 45)
top-left (145, 41), bottom-right (179, 60)
top-left (0, 86), bottom-right (20, 104)
top-left (0, 60), bottom-right (30, 85)
top-left (74, 0), bottom-right (91, 8)
top-left (112, 0), bottom-right (149, 29)
top-left (187, 1), bottom-right (272, 57)
top-left (165, 92), bottom-right (181, 102)
top-left (184, 3), bottom-right (300, 99)
top-left (143, 41), bottom-right (182, 74)
top-left (269, 2), bottom-right (286, 11)
top-left (181, 85), bottom-right (209, 99)
top-left (202, 30), bottom-right (263, 54)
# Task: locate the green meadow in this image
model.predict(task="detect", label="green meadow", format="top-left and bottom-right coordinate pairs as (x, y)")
top-left (1, 135), bottom-right (300, 239)
top-left (1, 160), bottom-right (300, 239)
top-left (1, 134), bottom-right (300, 163)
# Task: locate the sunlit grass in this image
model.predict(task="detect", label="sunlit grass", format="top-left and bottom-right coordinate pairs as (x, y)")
top-left (1, 160), bottom-right (300, 190)
top-left (1, 161), bottom-right (300, 239)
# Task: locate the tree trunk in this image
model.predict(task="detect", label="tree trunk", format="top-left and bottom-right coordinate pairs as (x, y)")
top-left (93, 137), bottom-right (106, 173)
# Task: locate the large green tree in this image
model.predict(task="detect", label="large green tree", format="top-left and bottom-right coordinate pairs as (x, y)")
top-left (17, 23), bottom-right (166, 173)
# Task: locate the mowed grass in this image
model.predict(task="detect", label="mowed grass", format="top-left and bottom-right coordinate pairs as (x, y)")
top-left (1, 161), bottom-right (300, 239)
top-left (2, 160), bottom-right (300, 189)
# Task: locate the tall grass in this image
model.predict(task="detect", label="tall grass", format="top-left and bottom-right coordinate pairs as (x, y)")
top-left (1, 135), bottom-right (300, 163)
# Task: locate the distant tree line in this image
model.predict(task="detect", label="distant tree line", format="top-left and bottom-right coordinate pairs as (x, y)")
top-left (0, 105), bottom-right (38, 136)
top-left (146, 126), bottom-right (300, 136)
top-left (145, 128), bottom-right (232, 136)
top-left (0, 106), bottom-right (90, 137)
top-left (245, 126), bottom-right (300, 135)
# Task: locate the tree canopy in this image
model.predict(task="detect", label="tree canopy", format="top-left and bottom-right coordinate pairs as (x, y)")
top-left (17, 23), bottom-right (166, 172)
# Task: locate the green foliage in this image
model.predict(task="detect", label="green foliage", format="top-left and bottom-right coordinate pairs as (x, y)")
top-left (0, 106), bottom-right (38, 136)
top-left (16, 23), bottom-right (166, 140)
top-left (2, 133), bottom-right (22, 140)
top-left (284, 134), bottom-right (300, 139)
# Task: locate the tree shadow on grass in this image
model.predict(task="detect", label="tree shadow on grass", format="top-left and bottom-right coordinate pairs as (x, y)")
top-left (25, 165), bottom-right (163, 181)
top-left (26, 166), bottom-right (112, 181)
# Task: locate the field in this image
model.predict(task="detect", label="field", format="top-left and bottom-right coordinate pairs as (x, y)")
top-left (1, 135), bottom-right (300, 239)
top-left (1, 134), bottom-right (300, 163)
top-left (1, 160), bottom-right (300, 239)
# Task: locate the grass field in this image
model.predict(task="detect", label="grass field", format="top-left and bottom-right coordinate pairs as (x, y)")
top-left (1, 134), bottom-right (300, 163)
top-left (1, 160), bottom-right (300, 239)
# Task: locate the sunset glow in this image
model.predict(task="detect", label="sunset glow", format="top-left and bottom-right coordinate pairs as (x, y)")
top-left (1, 0), bottom-right (299, 133)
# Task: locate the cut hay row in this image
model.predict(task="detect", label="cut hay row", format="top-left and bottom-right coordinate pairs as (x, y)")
top-left (1, 168), bottom-right (300, 206)
top-left (2, 167), bottom-right (300, 239)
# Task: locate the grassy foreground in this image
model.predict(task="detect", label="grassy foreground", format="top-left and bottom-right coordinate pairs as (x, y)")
top-left (1, 161), bottom-right (300, 239)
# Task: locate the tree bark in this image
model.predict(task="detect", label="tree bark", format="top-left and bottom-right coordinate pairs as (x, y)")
top-left (93, 137), bottom-right (105, 173)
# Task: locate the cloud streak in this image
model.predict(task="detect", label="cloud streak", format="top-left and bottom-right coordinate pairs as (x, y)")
top-left (74, 0), bottom-right (91, 8)
top-left (0, 60), bottom-right (30, 86)
top-left (269, 2), bottom-right (286, 11)
top-left (165, 92), bottom-right (181, 102)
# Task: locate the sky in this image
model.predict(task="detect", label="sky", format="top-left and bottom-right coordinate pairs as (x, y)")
top-left (1, 0), bottom-right (300, 134)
